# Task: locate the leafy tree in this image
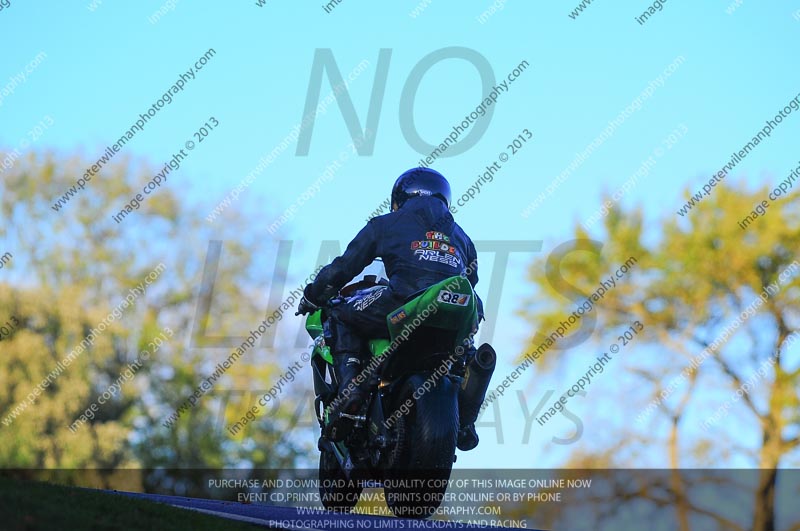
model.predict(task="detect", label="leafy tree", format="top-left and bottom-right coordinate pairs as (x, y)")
top-left (517, 182), bottom-right (800, 531)
top-left (0, 150), bottom-right (305, 495)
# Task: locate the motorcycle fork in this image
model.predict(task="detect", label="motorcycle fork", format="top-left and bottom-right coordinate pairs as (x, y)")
top-left (364, 385), bottom-right (395, 469)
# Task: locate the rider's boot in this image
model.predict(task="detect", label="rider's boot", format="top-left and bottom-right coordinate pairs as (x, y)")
top-left (325, 352), bottom-right (369, 441)
top-left (457, 343), bottom-right (496, 451)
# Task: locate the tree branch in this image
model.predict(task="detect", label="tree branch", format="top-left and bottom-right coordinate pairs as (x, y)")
top-left (783, 435), bottom-right (799, 452)
top-left (710, 354), bottom-right (762, 418)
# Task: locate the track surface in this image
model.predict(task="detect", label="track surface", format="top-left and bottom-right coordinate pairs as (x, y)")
top-left (115, 491), bottom-right (535, 530)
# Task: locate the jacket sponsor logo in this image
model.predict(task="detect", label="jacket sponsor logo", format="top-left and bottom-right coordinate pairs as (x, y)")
top-left (411, 240), bottom-right (457, 254)
top-left (425, 231), bottom-right (450, 242)
top-left (414, 249), bottom-right (461, 268)
top-left (352, 286), bottom-right (385, 311)
top-left (410, 230), bottom-right (456, 254)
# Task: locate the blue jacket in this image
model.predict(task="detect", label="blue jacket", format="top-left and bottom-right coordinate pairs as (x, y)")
top-left (307, 196), bottom-right (484, 319)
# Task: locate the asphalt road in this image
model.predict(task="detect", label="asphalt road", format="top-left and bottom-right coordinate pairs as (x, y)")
top-left (114, 491), bottom-right (536, 530)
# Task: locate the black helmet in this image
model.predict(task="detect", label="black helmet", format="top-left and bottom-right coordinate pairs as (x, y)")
top-left (391, 167), bottom-right (451, 210)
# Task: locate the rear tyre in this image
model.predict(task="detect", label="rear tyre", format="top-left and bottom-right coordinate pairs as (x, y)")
top-left (319, 448), bottom-right (363, 512)
top-left (384, 375), bottom-right (458, 519)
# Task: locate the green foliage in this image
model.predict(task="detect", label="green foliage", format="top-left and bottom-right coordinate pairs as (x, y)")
top-left (518, 181), bottom-right (800, 530)
top-left (0, 151), bottom-right (304, 493)
top-left (521, 181), bottom-right (799, 388)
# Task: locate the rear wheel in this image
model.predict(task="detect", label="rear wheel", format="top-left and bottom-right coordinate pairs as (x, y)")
top-left (383, 377), bottom-right (458, 518)
top-left (319, 448), bottom-right (363, 512)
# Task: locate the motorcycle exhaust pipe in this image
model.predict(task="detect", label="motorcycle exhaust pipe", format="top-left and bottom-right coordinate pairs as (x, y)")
top-left (458, 343), bottom-right (496, 427)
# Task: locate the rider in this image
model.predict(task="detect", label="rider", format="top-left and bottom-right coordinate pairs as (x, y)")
top-left (297, 167), bottom-right (488, 450)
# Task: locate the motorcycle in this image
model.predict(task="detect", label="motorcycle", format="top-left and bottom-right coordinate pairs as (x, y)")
top-left (303, 273), bottom-right (496, 518)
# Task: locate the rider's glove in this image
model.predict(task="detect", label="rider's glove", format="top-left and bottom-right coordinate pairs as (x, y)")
top-left (295, 285), bottom-right (321, 316)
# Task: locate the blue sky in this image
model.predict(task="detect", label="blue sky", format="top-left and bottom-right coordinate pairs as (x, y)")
top-left (1, 2), bottom-right (799, 469)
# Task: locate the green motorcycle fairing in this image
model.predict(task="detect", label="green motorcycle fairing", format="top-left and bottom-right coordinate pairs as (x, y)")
top-left (305, 275), bottom-right (477, 364)
top-left (304, 310), bottom-right (333, 364)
